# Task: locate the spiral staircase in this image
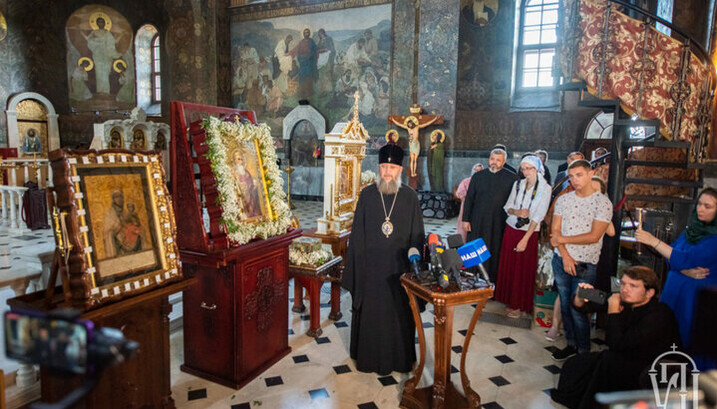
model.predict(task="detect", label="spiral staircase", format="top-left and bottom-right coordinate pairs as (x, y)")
top-left (557, 0), bottom-right (715, 276)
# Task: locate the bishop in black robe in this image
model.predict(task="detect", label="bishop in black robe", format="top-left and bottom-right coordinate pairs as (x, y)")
top-left (343, 145), bottom-right (425, 375)
top-left (461, 166), bottom-right (517, 282)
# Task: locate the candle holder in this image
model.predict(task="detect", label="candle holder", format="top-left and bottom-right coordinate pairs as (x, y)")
top-left (283, 165), bottom-right (296, 209)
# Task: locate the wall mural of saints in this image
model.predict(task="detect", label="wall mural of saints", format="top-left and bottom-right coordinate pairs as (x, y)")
top-left (461, 0), bottom-right (499, 27)
top-left (231, 5), bottom-right (392, 141)
top-left (0, 12), bottom-right (7, 42)
top-left (65, 5), bottom-right (136, 111)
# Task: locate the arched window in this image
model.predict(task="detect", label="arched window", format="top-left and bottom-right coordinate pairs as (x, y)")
top-left (135, 24), bottom-right (161, 115)
top-left (152, 34), bottom-right (161, 103)
top-left (515, 0), bottom-right (558, 89)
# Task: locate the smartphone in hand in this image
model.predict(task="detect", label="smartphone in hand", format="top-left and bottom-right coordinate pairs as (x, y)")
top-left (577, 287), bottom-right (607, 305)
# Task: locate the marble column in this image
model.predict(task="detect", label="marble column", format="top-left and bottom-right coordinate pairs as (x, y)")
top-left (16, 189), bottom-right (24, 230)
top-left (390, 0), bottom-right (418, 114)
top-left (1, 189), bottom-right (7, 225)
top-left (416, 0), bottom-right (460, 191)
top-left (416, 0), bottom-right (460, 136)
top-left (8, 190), bottom-right (16, 229)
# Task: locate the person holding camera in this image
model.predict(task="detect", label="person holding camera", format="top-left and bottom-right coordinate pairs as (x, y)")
top-left (634, 187), bottom-right (717, 369)
top-left (495, 155), bottom-right (552, 318)
top-left (550, 266), bottom-right (681, 409)
top-left (550, 159), bottom-right (613, 360)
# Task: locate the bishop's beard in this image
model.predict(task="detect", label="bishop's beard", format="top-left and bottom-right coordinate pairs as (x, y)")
top-left (376, 177), bottom-right (401, 195)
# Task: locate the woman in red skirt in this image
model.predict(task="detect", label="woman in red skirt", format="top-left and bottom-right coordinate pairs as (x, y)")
top-left (495, 155), bottom-right (552, 318)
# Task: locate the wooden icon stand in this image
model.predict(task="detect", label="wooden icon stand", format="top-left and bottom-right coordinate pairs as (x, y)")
top-left (8, 163), bottom-right (192, 409)
top-left (170, 102), bottom-right (301, 389)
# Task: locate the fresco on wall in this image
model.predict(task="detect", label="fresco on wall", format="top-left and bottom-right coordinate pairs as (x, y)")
top-left (65, 5), bottom-right (136, 112)
top-left (461, 0), bottom-right (500, 27)
top-left (0, 12), bottom-right (7, 42)
top-left (231, 4), bottom-right (392, 142)
top-left (456, 0), bottom-right (513, 113)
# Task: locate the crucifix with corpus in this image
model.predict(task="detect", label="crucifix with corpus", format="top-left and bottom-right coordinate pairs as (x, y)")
top-left (388, 104), bottom-right (443, 178)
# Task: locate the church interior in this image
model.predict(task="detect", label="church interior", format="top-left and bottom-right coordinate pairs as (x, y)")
top-left (0, 0), bottom-right (716, 408)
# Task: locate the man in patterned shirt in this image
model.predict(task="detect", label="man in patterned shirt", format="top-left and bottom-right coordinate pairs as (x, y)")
top-left (549, 159), bottom-right (613, 361)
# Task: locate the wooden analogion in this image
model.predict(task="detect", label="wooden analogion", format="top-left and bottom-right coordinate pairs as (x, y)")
top-left (170, 101), bottom-right (301, 389)
top-left (400, 274), bottom-right (493, 409)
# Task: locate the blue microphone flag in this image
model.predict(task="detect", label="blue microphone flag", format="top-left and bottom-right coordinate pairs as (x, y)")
top-left (457, 238), bottom-right (491, 268)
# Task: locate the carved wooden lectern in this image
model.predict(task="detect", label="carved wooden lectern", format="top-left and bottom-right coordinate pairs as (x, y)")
top-left (400, 274), bottom-right (493, 409)
top-left (170, 102), bottom-right (301, 389)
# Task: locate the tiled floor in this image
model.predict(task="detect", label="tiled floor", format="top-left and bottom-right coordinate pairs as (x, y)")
top-left (170, 200), bottom-right (606, 409)
top-left (0, 201), bottom-right (607, 408)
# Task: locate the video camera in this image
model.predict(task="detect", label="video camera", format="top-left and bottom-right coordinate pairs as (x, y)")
top-left (4, 309), bottom-right (138, 409)
top-left (576, 276), bottom-right (621, 305)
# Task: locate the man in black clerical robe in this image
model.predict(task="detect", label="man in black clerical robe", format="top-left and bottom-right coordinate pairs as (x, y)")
top-left (461, 148), bottom-right (517, 283)
top-left (551, 266), bottom-right (681, 409)
top-left (343, 144), bottom-right (425, 375)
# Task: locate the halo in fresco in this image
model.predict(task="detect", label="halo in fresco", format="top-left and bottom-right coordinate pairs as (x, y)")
top-left (230, 4), bottom-right (392, 143)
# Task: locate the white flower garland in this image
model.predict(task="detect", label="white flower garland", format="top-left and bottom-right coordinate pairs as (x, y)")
top-left (288, 246), bottom-right (334, 267)
top-left (203, 116), bottom-right (291, 245)
top-left (360, 170), bottom-right (376, 185)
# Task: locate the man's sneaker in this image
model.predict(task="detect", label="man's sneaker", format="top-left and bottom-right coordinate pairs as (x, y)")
top-left (552, 346), bottom-right (577, 361)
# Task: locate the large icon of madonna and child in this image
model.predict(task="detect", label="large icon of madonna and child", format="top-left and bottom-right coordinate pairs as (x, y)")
top-left (228, 140), bottom-right (271, 224)
top-left (83, 172), bottom-right (159, 279)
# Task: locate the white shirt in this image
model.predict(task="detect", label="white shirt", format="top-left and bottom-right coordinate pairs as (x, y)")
top-left (553, 191), bottom-right (613, 264)
top-left (503, 176), bottom-right (551, 232)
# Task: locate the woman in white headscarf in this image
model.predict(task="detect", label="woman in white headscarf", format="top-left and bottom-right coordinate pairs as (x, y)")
top-left (455, 162), bottom-right (484, 242)
top-left (495, 155), bottom-right (552, 318)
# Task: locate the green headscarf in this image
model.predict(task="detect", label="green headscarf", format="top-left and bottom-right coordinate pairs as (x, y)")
top-left (685, 209), bottom-right (717, 245)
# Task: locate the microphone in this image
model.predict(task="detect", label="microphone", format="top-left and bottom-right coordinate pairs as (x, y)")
top-left (427, 233), bottom-right (445, 271)
top-left (457, 238), bottom-right (492, 284)
top-left (440, 248), bottom-right (464, 290)
top-left (446, 234), bottom-right (465, 249)
top-left (427, 234), bottom-right (450, 289)
top-left (407, 247), bottom-right (423, 279)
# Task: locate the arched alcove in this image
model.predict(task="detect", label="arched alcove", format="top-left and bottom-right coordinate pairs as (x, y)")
top-left (5, 92), bottom-right (60, 156)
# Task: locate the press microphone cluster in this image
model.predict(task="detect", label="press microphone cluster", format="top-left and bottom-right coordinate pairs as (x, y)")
top-left (407, 233), bottom-right (493, 290)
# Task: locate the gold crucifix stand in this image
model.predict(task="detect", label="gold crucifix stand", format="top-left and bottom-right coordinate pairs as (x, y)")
top-left (283, 164), bottom-right (295, 209)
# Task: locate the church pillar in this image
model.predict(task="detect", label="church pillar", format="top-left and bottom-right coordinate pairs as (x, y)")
top-left (416, 0), bottom-right (460, 139)
top-left (165, 0), bottom-right (223, 106)
top-left (389, 0), bottom-right (419, 115)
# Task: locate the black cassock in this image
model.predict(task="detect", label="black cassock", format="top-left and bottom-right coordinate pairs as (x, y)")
top-left (342, 184), bottom-right (425, 375)
top-left (552, 299), bottom-right (681, 409)
top-left (461, 168), bottom-right (517, 282)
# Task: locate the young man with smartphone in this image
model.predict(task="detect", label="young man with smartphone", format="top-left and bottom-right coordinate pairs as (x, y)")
top-left (550, 266), bottom-right (681, 409)
top-left (549, 159), bottom-right (612, 361)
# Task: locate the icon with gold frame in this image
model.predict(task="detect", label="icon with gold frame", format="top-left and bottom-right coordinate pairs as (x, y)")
top-left (49, 148), bottom-right (181, 310)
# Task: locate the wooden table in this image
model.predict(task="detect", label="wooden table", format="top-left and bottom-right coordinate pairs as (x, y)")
top-left (399, 274), bottom-right (493, 409)
top-left (289, 256), bottom-right (343, 338)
